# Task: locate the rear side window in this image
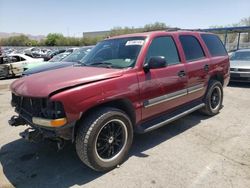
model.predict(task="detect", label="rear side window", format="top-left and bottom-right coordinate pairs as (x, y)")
top-left (179, 35), bottom-right (205, 62)
top-left (146, 36), bottom-right (180, 65)
top-left (201, 34), bottom-right (227, 56)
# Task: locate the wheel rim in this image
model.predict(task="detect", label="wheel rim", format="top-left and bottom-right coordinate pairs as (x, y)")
top-left (95, 119), bottom-right (128, 162)
top-left (210, 86), bottom-right (221, 110)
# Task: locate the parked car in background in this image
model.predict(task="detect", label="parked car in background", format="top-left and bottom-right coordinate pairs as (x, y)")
top-left (23, 46), bottom-right (93, 76)
top-left (62, 46), bottom-right (92, 63)
top-left (0, 46), bottom-right (3, 56)
top-left (65, 47), bottom-right (80, 53)
top-left (0, 54), bottom-right (43, 78)
top-left (24, 47), bottom-right (50, 58)
top-left (43, 49), bottom-right (66, 61)
top-left (230, 49), bottom-right (250, 82)
top-left (49, 52), bottom-right (71, 62)
top-left (9, 31), bottom-right (229, 171)
top-left (24, 52), bottom-right (72, 71)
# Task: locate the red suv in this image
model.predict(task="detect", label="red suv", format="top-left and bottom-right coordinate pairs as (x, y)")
top-left (9, 31), bottom-right (230, 171)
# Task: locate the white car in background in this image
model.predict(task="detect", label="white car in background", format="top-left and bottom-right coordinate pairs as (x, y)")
top-left (0, 53), bottom-right (43, 78)
top-left (230, 49), bottom-right (250, 82)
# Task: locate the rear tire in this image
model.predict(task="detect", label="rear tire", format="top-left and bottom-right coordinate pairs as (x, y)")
top-left (75, 107), bottom-right (133, 172)
top-left (200, 80), bottom-right (223, 116)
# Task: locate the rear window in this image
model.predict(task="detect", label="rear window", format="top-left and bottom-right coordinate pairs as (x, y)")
top-left (179, 35), bottom-right (205, 62)
top-left (201, 34), bottom-right (227, 57)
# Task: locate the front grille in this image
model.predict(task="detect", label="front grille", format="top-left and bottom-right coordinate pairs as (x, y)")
top-left (230, 68), bottom-right (250, 72)
top-left (231, 77), bottom-right (250, 81)
top-left (230, 73), bottom-right (241, 78)
top-left (12, 93), bottom-right (65, 119)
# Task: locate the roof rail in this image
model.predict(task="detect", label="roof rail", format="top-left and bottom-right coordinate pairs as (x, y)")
top-left (165, 27), bottom-right (181, 32)
top-left (180, 28), bottom-right (203, 32)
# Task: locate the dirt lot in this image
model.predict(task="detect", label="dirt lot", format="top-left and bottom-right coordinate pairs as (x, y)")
top-left (0, 78), bottom-right (250, 188)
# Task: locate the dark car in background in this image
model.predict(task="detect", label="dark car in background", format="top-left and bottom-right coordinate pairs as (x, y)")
top-left (43, 49), bottom-right (66, 61)
top-left (48, 52), bottom-right (72, 62)
top-left (22, 46), bottom-right (93, 76)
top-left (230, 49), bottom-right (250, 82)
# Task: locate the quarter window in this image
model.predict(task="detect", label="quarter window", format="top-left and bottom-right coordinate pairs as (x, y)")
top-left (179, 35), bottom-right (205, 61)
top-left (201, 34), bottom-right (227, 57)
top-left (146, 36), bottom-right (180, 65)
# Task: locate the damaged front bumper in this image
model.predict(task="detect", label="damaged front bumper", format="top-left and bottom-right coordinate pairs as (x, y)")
top-left (8, 115), bottom-right (76, 145)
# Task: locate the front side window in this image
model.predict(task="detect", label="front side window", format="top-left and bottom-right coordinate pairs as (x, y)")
top-left (179, 35), bottom-right (205, 61)
top-left (146, 36), bottom-right (180, 65)
top-left (81, 37), bottom-right (145, 69)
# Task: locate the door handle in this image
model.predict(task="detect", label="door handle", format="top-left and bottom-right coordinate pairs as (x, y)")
top-left (178, 70), bottom-right (186, 77)
top-left (204, 64), bottom-right (209, 72)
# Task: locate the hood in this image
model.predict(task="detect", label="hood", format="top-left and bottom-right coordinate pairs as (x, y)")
top-left (230, 60), bottom-right (250, 69)
top-left (11, 66), bottom-right (124, 97)
top-left (23, 61), bottom-right (74, 75)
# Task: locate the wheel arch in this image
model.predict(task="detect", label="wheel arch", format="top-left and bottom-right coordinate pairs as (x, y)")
top-left (209, 73), bottom-right (224, 86)
top-left (73, 98), bottom-right (136, 139)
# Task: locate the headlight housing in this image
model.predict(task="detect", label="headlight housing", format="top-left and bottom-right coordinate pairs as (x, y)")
top-left (12, 93), bottom-right (67, 127)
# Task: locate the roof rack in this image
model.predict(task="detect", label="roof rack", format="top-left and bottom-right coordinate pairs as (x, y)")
top-left (165, 27), bottom-right (181, 32)
top-left (165, 28), bottom-right (206, 32)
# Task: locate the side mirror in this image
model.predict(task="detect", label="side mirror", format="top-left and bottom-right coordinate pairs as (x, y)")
top-left (144, 56), bottom-right (167, 72)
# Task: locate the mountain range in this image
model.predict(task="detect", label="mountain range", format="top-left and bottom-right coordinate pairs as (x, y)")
top-left (0, 32), bottom-right (45, 41)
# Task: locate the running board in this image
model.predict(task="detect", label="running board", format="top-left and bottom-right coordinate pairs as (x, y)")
top-left (136, 102), bottom-right (205, 133)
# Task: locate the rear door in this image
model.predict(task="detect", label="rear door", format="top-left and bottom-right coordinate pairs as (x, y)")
top-left (179, 35), bottom-right (209, 100)
top-left (138, 36), bottom-right (188, 120)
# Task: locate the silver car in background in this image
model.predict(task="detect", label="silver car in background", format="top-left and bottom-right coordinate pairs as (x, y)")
top-left (230, 49), bottom-right (250, 82)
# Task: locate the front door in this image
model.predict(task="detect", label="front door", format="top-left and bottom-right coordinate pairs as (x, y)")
top-left (138, 36), bottom-right (188, 120)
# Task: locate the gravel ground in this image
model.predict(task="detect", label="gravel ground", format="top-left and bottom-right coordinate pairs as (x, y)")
top-left (0, 78), bottom-right (250, 188)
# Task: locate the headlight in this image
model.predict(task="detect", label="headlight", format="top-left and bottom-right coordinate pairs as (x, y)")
top-left (32, 117), bottom-right (67, 127)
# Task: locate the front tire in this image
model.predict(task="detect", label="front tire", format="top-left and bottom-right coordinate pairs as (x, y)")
top-left (200, 80), bottom-right (223, 116)
top-left (75, 107), bottom-right (133, 171)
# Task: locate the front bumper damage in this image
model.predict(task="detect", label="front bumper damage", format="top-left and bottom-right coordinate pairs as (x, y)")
top-left (8, 115), bottom-right (75, 149)
top-left (9, 92), bottom-right (75, 149)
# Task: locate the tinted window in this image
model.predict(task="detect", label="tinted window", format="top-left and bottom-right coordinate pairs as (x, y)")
top-left (12, 56), bottom-right (25, 62)
top-left (179, 35), bottom-right (205, 61)
top-left (201, 34), bottom-right (227, 56)
top-left (146, 36), bottom-right (180, 65)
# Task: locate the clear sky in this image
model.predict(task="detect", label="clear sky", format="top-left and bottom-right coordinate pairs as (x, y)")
top-left (0, 0), bottom-right (249, 37)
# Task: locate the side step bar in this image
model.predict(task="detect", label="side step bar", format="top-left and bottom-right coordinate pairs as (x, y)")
top-left (136, 103), bottom-right (205, 133)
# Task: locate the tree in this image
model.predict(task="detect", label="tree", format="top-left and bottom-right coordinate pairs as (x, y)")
top-left (0, 35), bottom-right (30, 46)
top-left (240, 16), bottom-right (250, 26)
top-left (109, 22), bottom-right (169, 37)
top-left (44, 33), bottom-right (64, 46)
top-left (143, 22), bottom-right (168, 31)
